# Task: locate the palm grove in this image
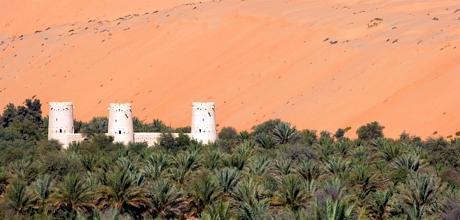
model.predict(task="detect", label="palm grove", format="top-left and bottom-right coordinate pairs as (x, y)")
top-left (1, 99), bottom-right (460, 219)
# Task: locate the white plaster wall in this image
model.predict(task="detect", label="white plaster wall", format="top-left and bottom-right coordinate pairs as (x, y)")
top-left (108, 103), bottom-right (134, 145)
top-left (191, 102), bottom-right (217, 144)
top-left (65, 133), bottom-right (85, 149)
top-left (134, 132), bottom-right (191, 146)
top-left (48, 102), bottom-right (75, 147)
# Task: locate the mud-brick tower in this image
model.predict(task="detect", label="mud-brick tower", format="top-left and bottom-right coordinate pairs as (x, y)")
top-left (108, 103), bottom-right (134, 145)
top-left (191, 102), bottom-right (217, 144)
top-left (48, 102), bottom-right (75, 147)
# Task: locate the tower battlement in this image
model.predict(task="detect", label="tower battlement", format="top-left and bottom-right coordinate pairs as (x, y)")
top-left (108, 103), bottom-right (133, 111)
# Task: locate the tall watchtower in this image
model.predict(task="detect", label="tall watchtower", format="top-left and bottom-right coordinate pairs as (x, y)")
top-left (191, 102), bottom-right (217, 144)
top-left (108, 103), bottom-right (134, 145)
top-left (48, 102), bottom-right (75, 146)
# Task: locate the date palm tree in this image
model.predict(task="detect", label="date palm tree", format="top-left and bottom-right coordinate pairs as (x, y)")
top-left (272, 122), bottom-right (297, 145)
top-left (324, 157), bottom-right (349, 177)
top-left (237, 199), bottom-right (271, 220)
top-left (49, 174), bottom-right (94, 217)
top-left (147, 179), bottom-right (187, 219)
top-left (398, 173), bottom-right (445, 219)
top-left (231, 178), bottom-right (270, 218)
top-left (6, 180), bottom-right (36, 216)
top-left (274, 157), bottom-right (294, 176)
top-left (255, 133), bottom-right (275, 149)
top-left (350, 164), bottom-right (377, 200)
top-left (392, 153), bottom-right (423, 172)
top-left (0, 167), bottom-right (7, 195)
top-left (311, 198), bottom-right (354, 220)
top-left (201, 202), bottom-right (235, 220)
top-left (189, 174), bottom-right (222, 215)
top-left (248, 156), bottom-right (272, 177)
top-left (33, 174), bottom-right (53, 213)
top-left (273, 175), bottom-right (310, 212)
top-left (297, 160), bottom-right (321, 182)
top-left (142, 152), bottom-right (169, 181)
top-left (172, 151), bottom-right (199, 184)
top-left (203, 150), bottom-right (223, 170)
top-left (97, 166), bottom-right (147, 216)
top-left (228, 142), bottom-right (253, 170)
top-left (215, 167), bottom-right (240, 193)
top-left (367, 189), bottom-right (393, 220)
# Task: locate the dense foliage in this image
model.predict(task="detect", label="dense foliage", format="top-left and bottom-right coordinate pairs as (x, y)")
top-left (1, 99), bottom-right (460, 219)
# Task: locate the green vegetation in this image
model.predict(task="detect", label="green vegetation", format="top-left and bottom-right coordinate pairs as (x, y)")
top-left (0, 99), bottom-right (460, 219)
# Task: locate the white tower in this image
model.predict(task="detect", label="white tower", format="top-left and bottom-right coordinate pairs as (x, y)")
top-left (48, 102), bottom-right (75, 147)
top-left (191, 102), bottom-right (217, 144)
top-left (108, 103), bottom-right (134, 145)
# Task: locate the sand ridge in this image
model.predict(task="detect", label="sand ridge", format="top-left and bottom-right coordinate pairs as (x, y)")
top-left (0, 0), bottom-right (460, 137)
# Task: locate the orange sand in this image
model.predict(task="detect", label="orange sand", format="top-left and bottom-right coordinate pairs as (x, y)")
top-left (1, 0), bottom-right (460, 137)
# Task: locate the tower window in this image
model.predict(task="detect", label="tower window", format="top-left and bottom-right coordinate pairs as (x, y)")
top-left (59, 129), bottom-right (62, 133)
top-left (119, 130), bottom-right (122, 134)
top-left (199, 129), bottom-right (202, 133)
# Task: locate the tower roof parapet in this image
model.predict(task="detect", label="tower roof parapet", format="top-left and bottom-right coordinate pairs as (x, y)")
top-left (108, 103), bottom-right (132, 111)
top-left (49, 102), bottom-right (73, 106)
top-left (192, 102), bottom-right (215, 107)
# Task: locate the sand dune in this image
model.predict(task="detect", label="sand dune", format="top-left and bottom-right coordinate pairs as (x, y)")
top-left (1, 0), bottom-right (460, 137)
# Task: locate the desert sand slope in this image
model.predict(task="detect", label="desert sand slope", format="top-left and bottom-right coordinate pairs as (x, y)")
top-left (0, 0), bottom-right (460, 137)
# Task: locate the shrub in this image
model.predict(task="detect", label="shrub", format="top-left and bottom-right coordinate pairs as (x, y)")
top-left (218, 127), bottom-right (239, 142)
top-left (357, 122), bottom-right (385, 141)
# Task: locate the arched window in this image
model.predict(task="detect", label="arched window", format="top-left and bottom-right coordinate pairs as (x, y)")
top-left (59, 129), bottom-right (63, 133)
top-left (119, 130), bottom-right (122, 134)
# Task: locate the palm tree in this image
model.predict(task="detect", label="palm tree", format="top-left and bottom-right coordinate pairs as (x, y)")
top-left (189, 175), bottom-right (222, 215)
top-left (228, 142), bottom-right (253, 170)
top-left (324, 157), bottom-right (349, 177)
top-left (311, 198), bottom-right (354, 220)
top-left (215, 167), bottom-right (240, 193)
top-left (0, 167), bottom-right (7, 195)
top-left (392, 153), bottom-right (423, 172)
top-left (172, 151), bottom-right (199, 184)
top-left (49, 174), bottom-right (94, 217)
top-left (255, 134), bottom-right (275, 149)
top-left (273, 175), bottom-right (310, 212)
top-left (367, 189), bottom-right (393, 220)
top-left (231, 178), bottom-right (271, 219)
top-left (97, 166), bottom-right (147, 216)
top-left (272, 122), bottom-right (297, 144)
top-left (248, 156), bottom-right (271, 177)
top-left (204, 150), bottom-right (223, 170)
top-left (201, 202), bottom-right (235, 220)
top-left (147, 179), bottom-right (187, 219)
top-left (237, 199), bottom-right (271, 220)
top-left (80, 154), bottom-right (99, 172)
top-left (274, 157), bottom-right (294, 176)
top-left (378, 139), bottom-right (403, 161)
top-left (297, 160), bottom-right (321, 182)
top-left (142, 152), bottom-right (169, 181)
top-left (33, 174), bottom-right (53, 213)
top-left (350, 164), bottom-right (377, 200)
top-left (398, 172), bottom-right (445, 219)
top-left (6, 180), bottom-right (36, 216)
